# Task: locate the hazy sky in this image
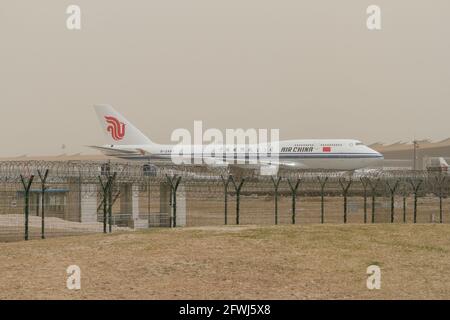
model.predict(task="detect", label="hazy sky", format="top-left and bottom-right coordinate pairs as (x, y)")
top-left (0, 1), bottom-right (449, 156)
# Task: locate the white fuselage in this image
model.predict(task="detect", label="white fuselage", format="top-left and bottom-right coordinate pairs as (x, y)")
top-left (99, 139), bottom-right (383, 171)
top-left (92, 105), bottom-right (383, 171)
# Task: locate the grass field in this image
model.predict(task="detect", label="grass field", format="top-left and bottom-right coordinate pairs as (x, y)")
top-left (0, 224), bottom-right (449, 299)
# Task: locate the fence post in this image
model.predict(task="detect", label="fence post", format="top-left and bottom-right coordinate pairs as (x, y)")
top-left (230, 176), bottom-right (245, 225)
top-left (317, 177), bottom-right (328, 224)
top-left (107, 173), bottom-right (117, 233)
top-left (386, 179), bottom-right (400, 223)
top-left (271, 176), bottom-right (282, 225)
top-left (368, 178), bottom-right (380, 223)
top-left (147, 177), bottom-right (151, 227)
top-left (403, 196), bottom-right (407, 223)
top-left (434, 175), bottom-right (447, 224)
top-left (439, 186), bottom-right (443, 224)
top-left (287, 178), bottom-right (301, 224)
top-left (37, 169), bottom-right (49, 239)
top-left (360, 177), bottom-right (369, 223)
top-left (99, 176), bottom-right (109, 234)
top-left (409, 178), bottom-right (423, 224)
top-left (20, 175), bottom-right (34, 241)
top-left (399, 179), bottom-right (409, 223)
top-left (166, 174), bottom-right (182, 227)
top-left (338, 178), bottom-right (352, 224)
top-left (221, 175), bottom-right (231, 225)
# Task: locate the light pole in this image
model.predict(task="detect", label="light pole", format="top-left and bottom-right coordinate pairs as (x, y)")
top-left (412, 140), bottom-right (419, 170)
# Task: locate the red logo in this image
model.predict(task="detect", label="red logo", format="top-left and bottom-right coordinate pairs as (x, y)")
top-left (104, 116), bottom-right (126, 141)
top-left (322, 146), bottom-right (331, 152)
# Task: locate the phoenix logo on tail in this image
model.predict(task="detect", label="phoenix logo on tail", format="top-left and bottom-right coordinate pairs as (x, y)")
top-left (104, 116), bottom-right (126, 141)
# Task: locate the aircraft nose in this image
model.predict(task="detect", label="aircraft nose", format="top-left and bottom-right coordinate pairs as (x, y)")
top-left (370, 148), bottom-right (384, 162)
top-left (366, 146), bottom-right (383, 159)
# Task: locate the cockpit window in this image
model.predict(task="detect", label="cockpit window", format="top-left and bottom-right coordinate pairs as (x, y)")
top-left (355, 142), bottom-right (364, 146)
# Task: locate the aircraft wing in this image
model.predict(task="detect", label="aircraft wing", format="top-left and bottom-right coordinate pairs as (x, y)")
top-left (197, 155), bottom-right (301, 168)
top-left (88, 145), bottom-right (141, 155)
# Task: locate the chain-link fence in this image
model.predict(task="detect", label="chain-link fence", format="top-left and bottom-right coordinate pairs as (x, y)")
top-left (0, 160), bottom-right (449, 242)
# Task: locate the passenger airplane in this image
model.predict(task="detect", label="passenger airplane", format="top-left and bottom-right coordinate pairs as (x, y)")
top-left (91, 105), bottom-right (383, 171)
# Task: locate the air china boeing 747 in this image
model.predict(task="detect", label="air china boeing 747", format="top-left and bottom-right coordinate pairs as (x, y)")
top-left (90, 105), bottom-right (383, 171)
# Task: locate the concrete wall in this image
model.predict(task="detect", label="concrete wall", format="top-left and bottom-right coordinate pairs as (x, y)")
top-left (120, 183), bottom-right (148, 229)
top-left (80, 184), bottom-right (98, 223)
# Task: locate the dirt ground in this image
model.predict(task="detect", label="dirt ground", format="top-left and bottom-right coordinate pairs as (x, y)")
top-left (0, 214), bottom-right (132, 242)
top-left (0, 224), bottom-right (449, 299)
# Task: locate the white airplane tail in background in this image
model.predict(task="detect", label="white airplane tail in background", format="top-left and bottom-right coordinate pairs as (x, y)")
top-left (94, 104), bottom-right (154, 146)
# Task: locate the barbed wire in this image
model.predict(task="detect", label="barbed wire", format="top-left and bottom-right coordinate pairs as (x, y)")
top-left (0, 160), bottom-right (449, 242)
top-left (0, 160), bottom-right (445, 190)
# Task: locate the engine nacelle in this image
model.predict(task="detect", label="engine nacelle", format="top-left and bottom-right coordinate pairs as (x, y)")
top-left (260, 165), bottom-right (279, 176)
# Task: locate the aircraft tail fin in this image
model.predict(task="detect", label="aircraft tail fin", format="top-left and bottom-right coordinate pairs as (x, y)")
top-left (93, 104), bottom-right (154, 146)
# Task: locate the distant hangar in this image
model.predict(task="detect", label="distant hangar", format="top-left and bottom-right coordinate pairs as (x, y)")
top-left (371, 139), bottom-right (450, 170)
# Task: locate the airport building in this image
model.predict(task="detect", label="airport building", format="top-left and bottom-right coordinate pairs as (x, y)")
top-left (371, 139), bottom-right (450, 170)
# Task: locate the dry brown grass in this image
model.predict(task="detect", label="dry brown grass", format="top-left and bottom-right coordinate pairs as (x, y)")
top-left (0, 224), bottom-right (449, 299)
